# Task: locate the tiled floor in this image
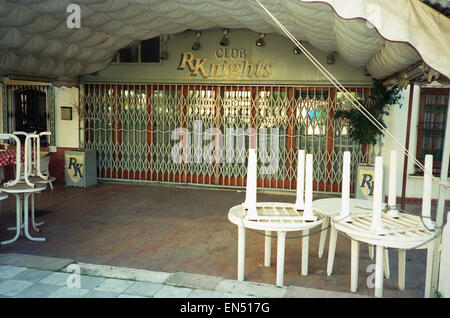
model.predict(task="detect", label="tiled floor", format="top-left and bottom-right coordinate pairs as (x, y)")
top-left (0, 182), bottom-right (441, 297)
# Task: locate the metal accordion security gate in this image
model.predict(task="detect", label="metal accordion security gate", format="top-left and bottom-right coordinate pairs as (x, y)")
top-left (82, 83), bottom-right (369, 193)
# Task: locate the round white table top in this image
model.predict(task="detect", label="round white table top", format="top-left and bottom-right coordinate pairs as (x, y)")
top-left (332, 212), bottom-right (436, 249)
top-left (0, 183), bottom-right (46, 194)
top-left (228, 202), bottom-right (324, 232)
top-left (312, 198), bottom-right (386, 217)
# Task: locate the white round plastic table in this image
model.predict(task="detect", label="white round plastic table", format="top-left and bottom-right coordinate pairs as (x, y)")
top-left (228, 202), bottom-right (324, 286)
top-left (332, 212), bottom-right (435, 297)
top-left (0, 183), bottom-right (46, 245)
top-left (312, 198), bottom-right (387, 276)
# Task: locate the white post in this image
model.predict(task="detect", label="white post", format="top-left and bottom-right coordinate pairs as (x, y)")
top-left (422, 155), bottom-right (435, 230)
top-left (371, 156), bottom-right (387, 235)
top-left (340, 151), bottom-right (352, 222)
top-left (303, 154), bottom-right (317, 222)
top-left (388, 150), bottom-right (400, 218)
top-left (294, 150), bottom-right (305, 210)
top-left (244, 148), bottom-right (257, 219)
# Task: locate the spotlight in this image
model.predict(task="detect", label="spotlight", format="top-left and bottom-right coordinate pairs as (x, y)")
top-left (160, 35), bottom-right (169, 60)
top-left (327, 51), bottom-right (336, 64)
top-left (256, 33), bottom-right (265, 47)
top-left (220, 29), bottom-right (229, 46)
top-left (192, 31), bottom-right (201, 51)
top-left (293, 46), bottom-right (302, 54)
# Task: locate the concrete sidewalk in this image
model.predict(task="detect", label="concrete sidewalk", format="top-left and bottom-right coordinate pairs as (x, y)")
top-left (0, 253), bottom-right (367, 298)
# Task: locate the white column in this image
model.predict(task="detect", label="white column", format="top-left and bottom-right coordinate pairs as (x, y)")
top-left (340, 151), bottom-right (352, 222)
top-left (388, 150), bottom-right (400, 218)
top-left (294, 149), bottom-right (305, 210)
top-left (303, 154), bottom-right (317, 222)
top-left (243, 148), bottom-right (257, 219)
top-left (371, 156), bottom-right (387, 235)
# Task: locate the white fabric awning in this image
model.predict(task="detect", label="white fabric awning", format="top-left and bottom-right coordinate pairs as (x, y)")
top-left (0, 0), bottom-right (448, 81)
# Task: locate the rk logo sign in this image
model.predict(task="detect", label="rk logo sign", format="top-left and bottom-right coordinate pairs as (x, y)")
top-left (358, 169), bottom-right (374, 200)
top-left (66, 154), bottom-right (84, 183)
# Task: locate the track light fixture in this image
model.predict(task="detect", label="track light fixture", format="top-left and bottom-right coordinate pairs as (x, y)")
top-left (256, 33), bottom-right (265, 47)
top-left (192, 31), bottom-right (201, 51)
top-left (160, 35), bottom-right (169, 60)
top-left (327, 51), bottom-right (337, 64)
top-left (220, 29), bottom-right (229, 46)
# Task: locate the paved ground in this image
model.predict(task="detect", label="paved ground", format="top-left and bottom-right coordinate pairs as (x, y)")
top-left (0, 182), bottom-right (440, 298)
top-left (0, 253), bottom-right (369, 298)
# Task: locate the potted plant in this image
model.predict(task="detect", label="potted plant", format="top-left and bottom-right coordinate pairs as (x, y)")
top-left (334, 79), bottom-right (401, 199)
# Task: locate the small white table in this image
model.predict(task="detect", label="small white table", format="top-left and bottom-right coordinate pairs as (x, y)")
top-left (228, 202), bottom-right (324, 286)
top-left (312, 198), bottom-right (387, 276)
top-left (333, 211), bottom-right (435, 297)
top-left (0, 183), bottom-right (46, 245)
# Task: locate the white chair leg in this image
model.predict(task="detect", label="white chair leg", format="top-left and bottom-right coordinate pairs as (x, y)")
top-left (375, 245), bottom-right (384, 297)
top-left (276, 231), bottom-right (287, 286)
top-left (369, 244), bottom-right (374, 260)
top-left (327, 225), bottom-right (338, 276)
top-left (398, 249), bottom-right (406, 290)
top-left (351, 239), bottom-right (360, 292)
top-left (264, 231), bottom-right (271, 267)
top-left (318, 217), bottom-right (330, 258)
top-left (301, 229), bottom-right (309, 276)
top-left (384, 248), bottom-right (390, 279)
top-left (237, 225), bottom-right (246, 281)
top-left (424, 242), bottom-right (434, 298)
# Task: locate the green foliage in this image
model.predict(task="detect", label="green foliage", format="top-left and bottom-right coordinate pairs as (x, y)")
top-left (334, 80), bottom-right (401, 145)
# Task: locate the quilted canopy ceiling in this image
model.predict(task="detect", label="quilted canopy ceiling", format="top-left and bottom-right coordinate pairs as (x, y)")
top-left (0, 0), bottom-right (449, 82)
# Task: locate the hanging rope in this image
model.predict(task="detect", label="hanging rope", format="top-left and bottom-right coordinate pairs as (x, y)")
top-left (254, 0), bottom-right (448, 191)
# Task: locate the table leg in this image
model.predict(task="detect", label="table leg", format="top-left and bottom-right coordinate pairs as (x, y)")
top-left (31, 193), bottom-right (44, 232)
top-left (1, 194), bottom-right (21, 245)
top-left (264, 231), bottom-right (271, 267)
top-left (424, 242), bottom-right (434, 298)
top-left (351, 239), bottom-right (360, 292)
top-left (237, 225), bottom-right (245, 281)
top-left (7, 195), bottom-right (24, 231)
top-left (369, 245), bottom-right (374, 260)
top-left (23, 193), bottom-right (45, 242)
top-left (384, 249), bottom-right (390, 279)
top-left (301, 229), bottom-right (309, 276)
top-left (276, 231), bottom-right (287, 286)
top-left (375, 245), bottom-right (384, 297)
top-left (327, 225), bottom-right (338, 276)
top-left (398, 249), bottom-right (406, 290)
top-left (318, 217), bottom-right (329, 258)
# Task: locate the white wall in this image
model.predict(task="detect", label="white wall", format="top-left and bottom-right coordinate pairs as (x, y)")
top-left (55, 86), bottom-right (79, 148)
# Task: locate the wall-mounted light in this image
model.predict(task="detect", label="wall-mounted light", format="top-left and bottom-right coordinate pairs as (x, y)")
top-left (160, 35), bottom-right (169, 60)
top-left (192, 31), bottom-right (201, 51)
top-left (220, 29), bottom-right (229, 46)
top-left (327, 51), bottom-right (337, 64)
top-left (256, 33), bottom-right (265, 47)
top-left (293, 46), bottom-right (302, 54)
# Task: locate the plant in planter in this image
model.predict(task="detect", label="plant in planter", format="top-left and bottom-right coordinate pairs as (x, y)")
top-left (334, 79), bottom-right (402, 161)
